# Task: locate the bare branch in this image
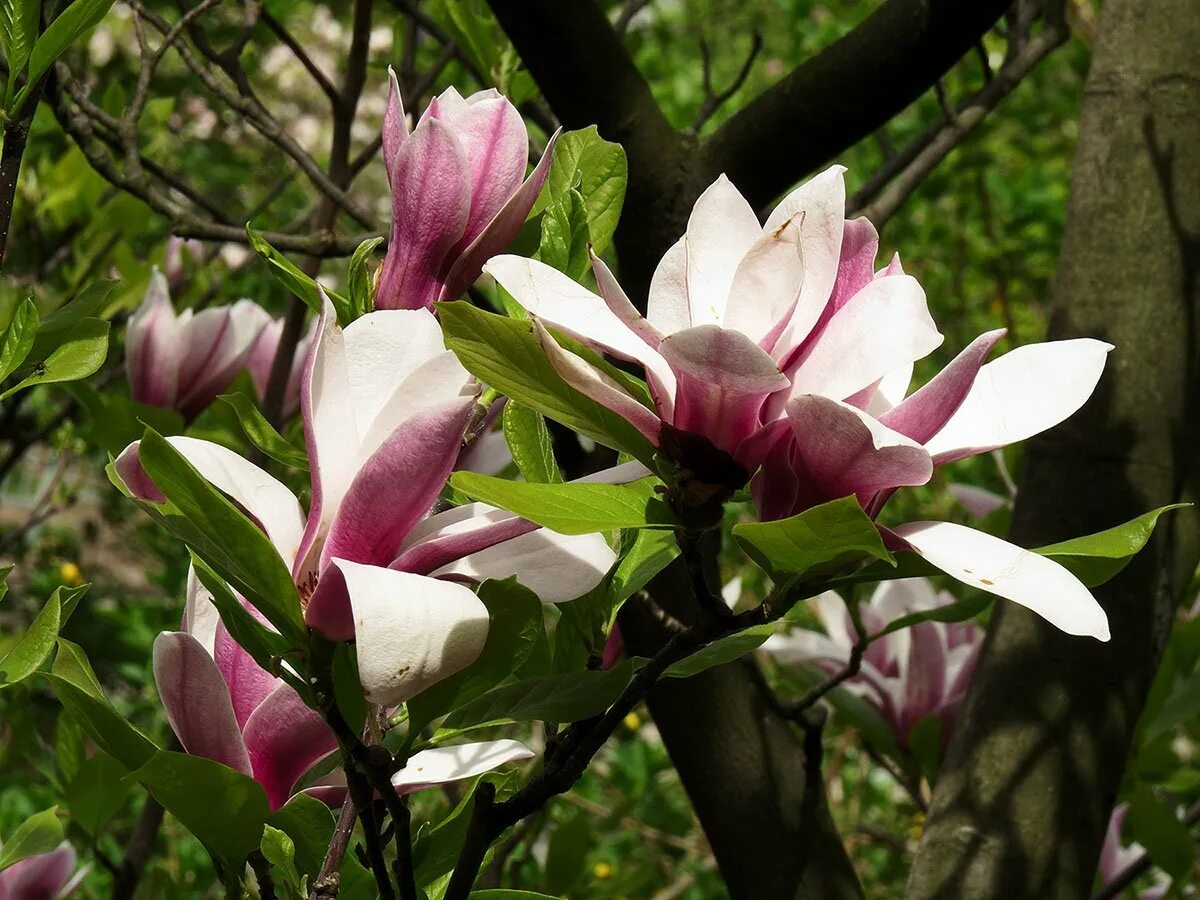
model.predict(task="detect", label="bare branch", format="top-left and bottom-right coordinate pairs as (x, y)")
top-left (260, 7), bottom-right (341, 107)
top-left (613, 0), bottom-right (652, 36)
top-left (691, 32), bottom-right (763, 133)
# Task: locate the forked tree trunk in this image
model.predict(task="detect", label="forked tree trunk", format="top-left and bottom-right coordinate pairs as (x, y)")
top-left (906, 1), bottom-right (1200, 897)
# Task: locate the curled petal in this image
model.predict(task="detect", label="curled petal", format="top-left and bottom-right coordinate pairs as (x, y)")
top-left (382, 66), bottom-right (409, 181)
top-left (214, 621), bottom-right (278, 730)
top-left (445, 95), bottom-right (529, 251)
top-left (152, 632), bottom-right (251, 776)
top-left (241, 683), bottom-right (338, 812)
top-left (590, 249), bottom-right (664, 350)
top-left (892, 521), bottom-right (1110, 640)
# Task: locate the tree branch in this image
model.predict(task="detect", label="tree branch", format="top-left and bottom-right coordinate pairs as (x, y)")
top-left (707, 0), bottom-right (1014, 210)
top-left (691, 32), bottom-right (762, 133)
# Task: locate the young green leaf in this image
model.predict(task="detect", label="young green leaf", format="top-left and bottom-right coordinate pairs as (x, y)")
top-left (540, 126), bottom-right (628, 255)
top-left (502, 401), bottom-right (561, 483)
top-left (28, 279), bottom-right (117, 363)
top-left (438, 301), bottom-right (656, 463)
top-left (0, 0), bottom-right (41, 85)
top-left (537, 186), bottom-right (591, 281)
top-left (219, 392), bottom-right (310, 470)
top-left (0, 317), bottom-right (109, 400)
top-left (53, 638), bottom-right (103, 697)
top-left (261, 826), bottom-right (302, 893)
top-left (0, 564), bottom-right (11, 604)
top-left (609, 528), bottom-right (679, 608)
top-left (131, 750), bottom-right (271, 871)
top-left (0, 588), bottom-right (61, 687)
top-left (1035, 504), bottom-right (1189, 587)
top-left (662, 622), bottom-right (779, 679)
top-left (732, 497), bottom-right (893, 580)
top-left (870, 594), bottom-right (992, 641)
top-left (440, 660), bottom-right (635, 731)
top-left (347, 235), bottom-right (384, 319)
top-left (246, 224), bottom-right (352, 322)
top-left (268, 795), bottom-right (335, 885)
top-left (449, 472), bottom-right (674, 534)
top-left (15, 0), bottom-right (116, 114)
top-left (137, 429), bottom-right (305, 643)
top-left (0, 808), bottom-right (63, 874)
top-left (0, 297), bottom-right (38, 382)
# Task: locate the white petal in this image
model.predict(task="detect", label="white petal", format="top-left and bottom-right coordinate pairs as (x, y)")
top-left (923, 339), bottom-right (1113, 464)
top-left (892, 521), bottom-right (1110, 640)
top-left (433, 529), bottom-right (616, 603)
top-left (683, 175), bottom-right (762, 327)
top-left (787, 274), bottom-right (942, 402)
top-left (760, 629), bottom-right (848, 666)
top-left (392, 740), bottom-right (534, 791)
top-left (335, 560), bottom-right (490, 707)
top-left (721, 213), bottom-right (805, 346)
top-left (357, 350), bottom-right (475, 462)
top-left (765, 165), bottom-right (848, 352)
top-left (342, 309), bottom-right (452, 439)
top-left (646, 237), bottom-right (691, 336)
top-left (182, 564), bottom-right (222, 656)
top-left (865, 363), bottom-right (915, 417)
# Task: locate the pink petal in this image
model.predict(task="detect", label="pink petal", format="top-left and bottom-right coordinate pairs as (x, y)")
top-left (125, 270), bottom-right (180, 408)
top-left (176, 302), bottom-right (270, 419)
top-left (0, 845), bottom-right (77, 899)
top-left (440, 128), bottom-right (561, 301)
top-left (660, 325), bottom-right (789, 455)
top-left (895, 617), bottom-right (948, 737)
top-left (590, 249), bottom-right (664, 350)
top-left (241, 683), bottom-right (338, 811)
top-left (785, 395), bottom-right (933, 509)
top-left (320, 397), bottom-right (475, 571)
top-left (947, 483), bottom-right (1010, 520)
top-left (376, 116), bottom-right (471, 310)
top-left (828, 217), bottom-right (880, 312)
top-left (880, 329), bottom-right (1006, 444)
top-left (382, 66), bottom-right (409, 182)
top-left (214, 621), bottom-right (279, 730)
top-left (152, 632), bottom-right (251, 776)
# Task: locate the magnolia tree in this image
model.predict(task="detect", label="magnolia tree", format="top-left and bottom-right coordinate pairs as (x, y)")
top-left (2, 1), bottom-right (1198, 899)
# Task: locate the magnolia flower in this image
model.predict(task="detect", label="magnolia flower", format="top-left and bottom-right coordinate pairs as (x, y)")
top-left (0, 843), bottom-right (85, 899)
top-left (126, 270), bottom-right (271, 420)
top-left (163, 235), bottom-right (205, 288)
top-left (118, 297), bottom-right (619, 707)
top-left (376, 71), bottom-right (559, 310)
top-left (246, 316), bottom-right (317, 421)
top-left (153, 570), bottom-right (533, 811)
top-left (485, 166), bottom-right (1112, 641)
top-left (1098, 803), bottom-right (1171, 900)
top-left (762, 579), bottom-right (982, 747)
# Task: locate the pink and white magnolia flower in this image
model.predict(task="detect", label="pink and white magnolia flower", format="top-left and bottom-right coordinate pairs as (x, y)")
top-left (126, 270), bottom-right (271, 420)
top-left (376, 70), bottom-right (559, 310)
top-left (118, 297), bottom-right (618, 709)
top-left (1097, 803), bottom-right (1171, 900)
top-left (152, 570), bottom-right (533, 811)
top-left (485, 166), bottom-right (1112, 641)
top-left (762, 579), bottom-right (982, 747)
top-left (0, 843), bottom-right (86, 900)
top-left (246, 316), bottom-right (317, 421)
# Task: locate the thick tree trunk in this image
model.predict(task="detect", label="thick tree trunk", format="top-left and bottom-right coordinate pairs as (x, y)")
top-left (905, 2), bottom-right (1200, 898)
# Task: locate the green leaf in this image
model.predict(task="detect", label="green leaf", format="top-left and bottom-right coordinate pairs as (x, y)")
top-left (609, 528), bottom-right (679, 607)
top-left (870, 594), bottom-right (992, 640)
top-left (29, 279), bottom-right (117, 363)
top-left (0, 588), bottom-right (60, 687)
top-left (431, 0), bottom-right (500, 76)
top-left (131, 750), bottom-right (270, 870)
top-left (137, 429), bottom-right (305, 644)
top-left (189, 553), bottom-right (295, 681)
top-left (541, 126), bottom-right (628, 255)
top-left (732, 497), bottom-right (893, 580)
top-left (219, 392), bottom-right (310, 470)
top-left (441, 660), bottom-right (635, 730)
top-left (502, 401), bottom-right (561, 483)
top-left (543, 809), bottom-right (591, 894)
top-left (1127, 784), bottom-right (1196, 880)
top-left (0, 0), bottom-right (41, 82)
top-left (64, 751), bottom-right (129, 836)
top-left (412, 783), bottom-right (479, 890)
top-left (449, 472), bottom-right (674, 534)
top-left (246, 225), bottom-right (352, 323)
top-left (0, 317), bottom-right (109, 400)
top-left (66, 381), bottom-right (185, 454)
top-left (261, 826), bottom-right (301, 893)
top-left (0, 564), bottom-right (10, 604)
top-left (1036, 504), bottom-right (1189, 587)
top-left (470, 892), bottom-right (564, 899)
top-left (269, 794), bottom-right (335, 885)
top-left (662, 622), bottom-right (778, 678)
top-left (1142, 668), bottom-right (1200, 747)
top-left (438, 302), bottom-right (655, 462)
top-left (537, 186), bottom-right (590, 281)
top-left (0, 808), bottom-right (63, 874)
top-left (16, 0), bottom-right (116, 114)
top-left (907, 716), bottom-right (942, 783)
top-left (407, 579), bottom-right (546, 737)
top-left (43, 674), bottom-right (157, 770)
top-left (347, 236), bottom-right (384, 318)
top-left (53, 638), bottom-right (103, 697)
top-left (0, 297), bottom-right (38, 382)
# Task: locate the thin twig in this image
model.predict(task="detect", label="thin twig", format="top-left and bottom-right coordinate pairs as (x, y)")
top-left (612, 0), bottom-right (652, 35)
top-left (311, 796), bottom-right (357, 899)
top-left (691, 32), bottom-right (762, 132)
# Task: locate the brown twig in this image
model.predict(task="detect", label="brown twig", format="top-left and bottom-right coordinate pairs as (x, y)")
top-left (691, 32), bottom-right (762, 133)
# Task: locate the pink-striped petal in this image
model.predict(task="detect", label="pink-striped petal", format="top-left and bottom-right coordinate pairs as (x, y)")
top-left (152, 632), bottom-right (251, 776)
top-left (382, 67), bottom-right (409, 182)
top-left (376, 116), bottom-right (471, 310)
top-left (214, 621), bottom-right (278, 730)
top-left (125, 270), bottom-right (180, 408)
top-left (660, 325), bottom-right (789, 455)
top-left (0, 845), bottom-right (77, 899)
top-left (441, 128), bottom-right (561, 301)
top-left (241, 683), bottom-right (338, 811)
